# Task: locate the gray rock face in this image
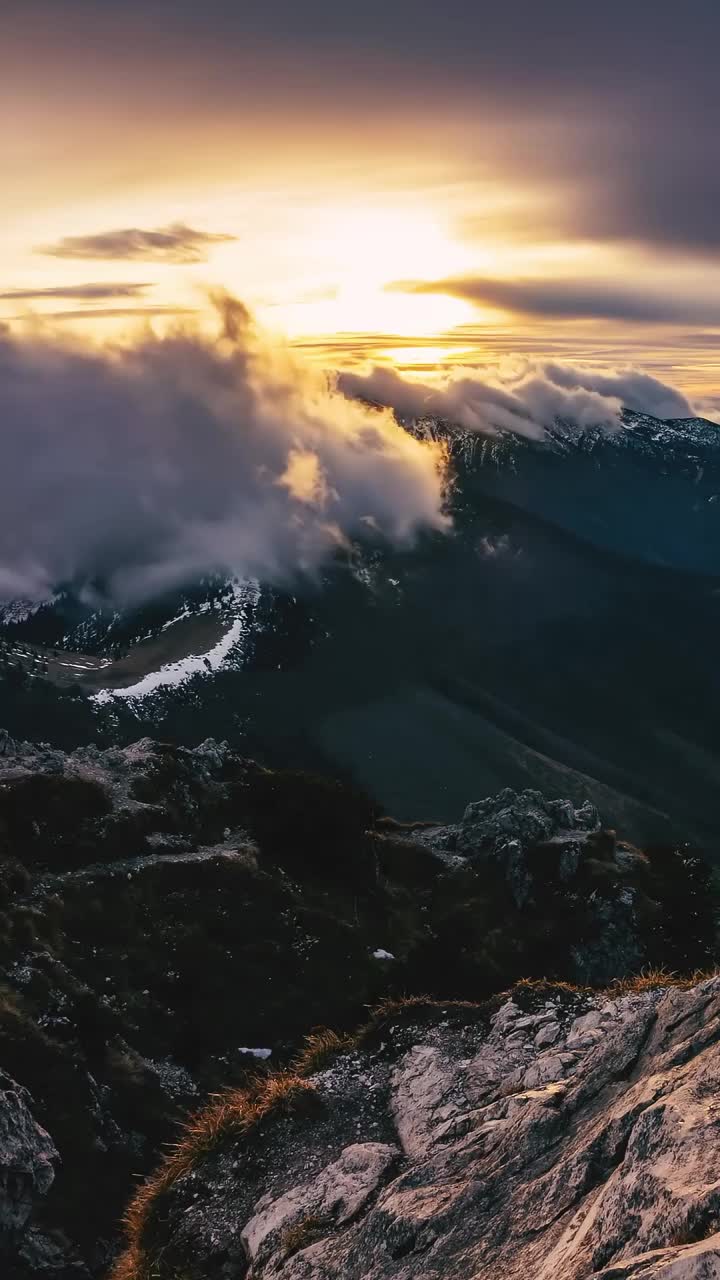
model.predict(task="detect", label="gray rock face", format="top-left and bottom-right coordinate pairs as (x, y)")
top-left (457, 788), bottom-right (599, 859)
top-left (418, 786), bottom-right (663, 984)
top-left (242, 1142), bottom-right (399, 1276)
top-left (0, 1070), bottom-right (57, 1235)
top-left (136, 977), bottom-right (720, 1280)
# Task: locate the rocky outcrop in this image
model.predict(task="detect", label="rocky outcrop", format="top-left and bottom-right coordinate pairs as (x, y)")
top-left (415, 787), bottom-right (715, 987)
top-left (0, 737), bottom-right (716, 1276)
top-left (119, 976), bottom-right (720, 1280)
top-left (427, 786), bottom-right (601, 864)
top-left (0, 735), bottom-right (254, 868)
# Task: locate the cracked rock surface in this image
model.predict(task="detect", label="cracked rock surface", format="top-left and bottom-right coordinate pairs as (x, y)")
top-left (132, 977), bottom-right (720, 1280)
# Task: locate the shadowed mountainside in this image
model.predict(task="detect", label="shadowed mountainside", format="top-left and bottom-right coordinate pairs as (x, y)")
top-left (1, 412), bottom-right (719, 846)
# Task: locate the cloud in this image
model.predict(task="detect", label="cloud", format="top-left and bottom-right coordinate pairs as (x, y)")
top-left (394, 277), bottom-right (720, 327)
top-left (0, 294), bottom-right (447, 606)
top-left (12, 306), bottom-right (198, 322)
top-left (0, 282), bottom-right (152, 301)
top-left (338, 361), bottom-right (695, 438)
top-left (7, 2), bottom-right (720, 263)
top-left (564, 132), bottom-right (720, 257)
top-left (38, 223), bottom-right (236, 264)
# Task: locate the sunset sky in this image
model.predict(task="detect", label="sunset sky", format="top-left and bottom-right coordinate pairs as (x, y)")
top-left (3, 0), bottom-right (719, 405)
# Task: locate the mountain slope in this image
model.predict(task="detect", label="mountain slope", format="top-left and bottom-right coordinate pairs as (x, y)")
top-left (1, 410), bottom-right (719, 844)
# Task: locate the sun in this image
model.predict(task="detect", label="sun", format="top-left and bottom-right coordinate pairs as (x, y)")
top-left (376, 344), bottom-right (475, 366)
top-left (253, 200), bottom-right (478, 341)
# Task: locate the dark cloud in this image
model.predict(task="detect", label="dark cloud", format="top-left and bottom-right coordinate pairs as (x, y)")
top-left (38, 223), bottom-right (236, 264)
top-left (395, 277), bottom-right (720, 326)
top-left (0, 283), bottom-right (151, 301)
top-left (5, 3), bottom-right (720, 259)
top-left (574, 149), bottom-right (720, 257)
top-left (0, 295), bottom-right (446, 606)
top-left (504, 114), bottom-right (720, 256)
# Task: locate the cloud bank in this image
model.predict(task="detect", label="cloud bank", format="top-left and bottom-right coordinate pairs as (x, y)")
top-left (0, 292), bottom-right (705, 610)
top-left (395, 277), bottom-right (720, 327)
top-left (338, 362), bottom-right (695, 437)
top-left (0, 295), bottom-right (447, 606)
top-left (38, 223), bottom-right (236, 264)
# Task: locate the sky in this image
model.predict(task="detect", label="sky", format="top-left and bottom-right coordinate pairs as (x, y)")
top-left (2, 0), bottom-right (720, 407)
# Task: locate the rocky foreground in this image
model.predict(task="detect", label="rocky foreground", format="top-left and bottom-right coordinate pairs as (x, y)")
top-left (115, 976), bottom-right (720, 1280)
top-left (0, 735), bottom-right (716, 1275)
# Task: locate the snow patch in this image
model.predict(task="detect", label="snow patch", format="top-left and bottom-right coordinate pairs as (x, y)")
top-left (0, 595), bottom-right (58, 625)
top-left (91, 580), bottom-right (259, 704)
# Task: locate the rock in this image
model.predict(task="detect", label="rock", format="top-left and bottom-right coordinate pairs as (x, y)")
top-left (0, 1070), bottom-right (57, 1233)
top-left (534, 1022), bottom-right (560, 1050)
top-left (493, 1000), bottom-right (521, 1033)
top-left (570, 1010), bottom-right (604, 1032)
top-left (522, 1052), bottom-right (568, 1088)
top-left (119, 977), bottom-right (720, 1280)
top-left (453, 788), bottom-right (600, 863)
top-left (241, 1142), bottom-right (398, 1272)
top-left (391, 1046), bottom-right (457, 1158)
top-left (566, 1026), bottom-right (605, 1050)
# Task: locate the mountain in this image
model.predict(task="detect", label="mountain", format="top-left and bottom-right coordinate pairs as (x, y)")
top-left (1, 409), bottom-right (719, 845)
top-left (2, 411), bottom-right (717, 1277)
top-left (416, 409), bottom-right (720, 573)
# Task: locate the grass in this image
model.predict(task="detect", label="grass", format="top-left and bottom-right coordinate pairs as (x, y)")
top-left (351, 979), bottom-right (595, 1047)
top-left (110, 1072), bottom-right (318, 1280)
top-left (606, 966), bottom-right (720, 997)
top-left (292, 1028), bottom-right (356, 1075)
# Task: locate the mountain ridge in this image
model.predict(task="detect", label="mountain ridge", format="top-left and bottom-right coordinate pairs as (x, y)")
top-left (0, 407), bottom-right (718, 842)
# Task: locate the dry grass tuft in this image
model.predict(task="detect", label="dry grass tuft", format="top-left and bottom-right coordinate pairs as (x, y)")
top-left (508, 976), bottom-right (589, 997)
top-left (606, 966), bottom-right (720, 997)
top-left (110, 1072), bottom-right (317, 1280)
top-left (293, 1028), bottom-right (356, 1075)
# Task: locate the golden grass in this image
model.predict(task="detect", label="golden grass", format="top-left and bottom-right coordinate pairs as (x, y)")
top-left (292, 1028), bottom-right (356, 1075)
top-left (606, 966), bottom-right (720, 997)
top-left (110, 1072), bottom-right (317, 1280)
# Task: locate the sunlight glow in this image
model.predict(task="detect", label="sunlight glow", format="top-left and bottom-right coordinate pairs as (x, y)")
top-left (377, 345), bottom-right (476, 366)
top-left (247, 202), bottom-right (479, 339)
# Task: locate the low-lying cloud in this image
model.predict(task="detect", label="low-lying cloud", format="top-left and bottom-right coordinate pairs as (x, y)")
top-left (0, 295), bottom-right (447, 606)
top-left (38, 223), bottom-right (236, 264)
top-left (338, 362), bottom-right (695, 437)
top-left (0, 293), bottom-right (708, 610)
